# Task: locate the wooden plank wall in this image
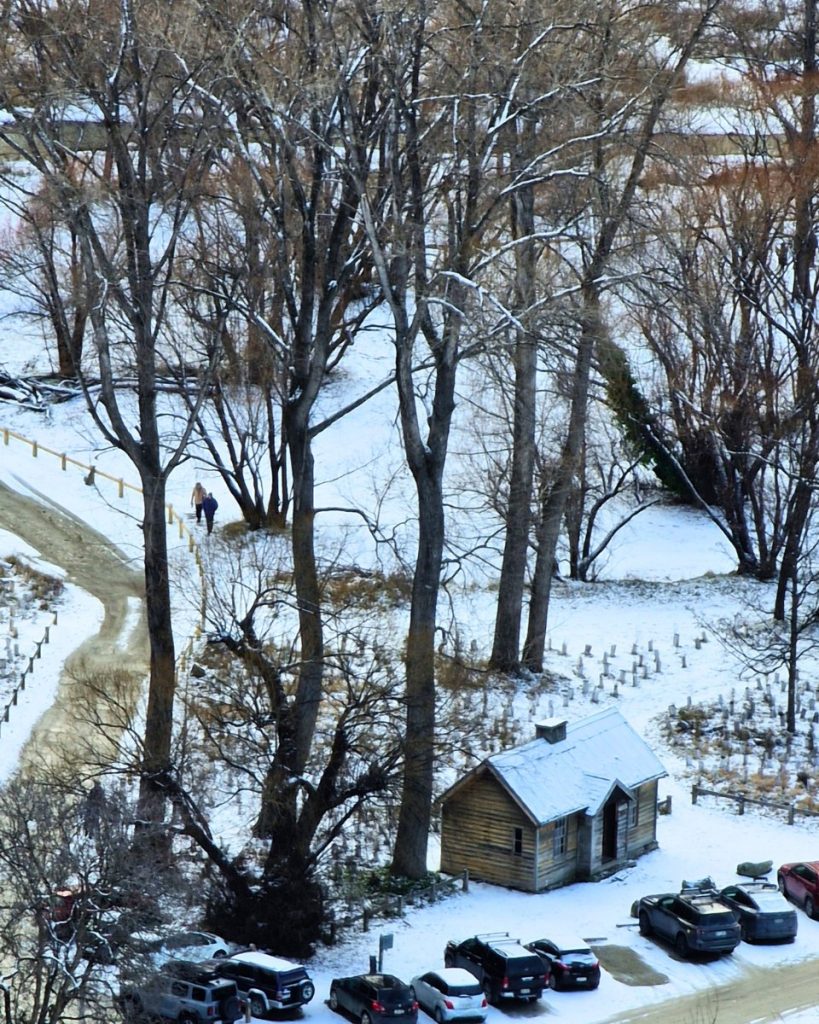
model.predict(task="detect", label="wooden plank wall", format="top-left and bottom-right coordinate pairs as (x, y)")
top-left (628, 779), bottom-right (659, 853)
top-left (441, 776), bottom-right (661, 893)
top-left (440, 774), bottom-right (538, 891)
top-left (535, 815), bottom-right (580, 890)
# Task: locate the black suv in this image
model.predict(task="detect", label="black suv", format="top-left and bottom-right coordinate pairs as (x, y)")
top-left (118, 960), bottom-right (243, 1023)
top-left (209, 950), bottom-right (315, 1017)
top-left (444, 933), bottom-right (548, 1003)
top-left (635, 885), bottom-right (741, 958)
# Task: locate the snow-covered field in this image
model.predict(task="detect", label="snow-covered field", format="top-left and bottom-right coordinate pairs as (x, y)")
top-left (0, 390), bottom-right (816, 1023)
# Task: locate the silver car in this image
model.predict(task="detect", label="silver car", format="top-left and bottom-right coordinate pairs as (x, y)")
top-left (410, 968), bottom-right (488, 1023)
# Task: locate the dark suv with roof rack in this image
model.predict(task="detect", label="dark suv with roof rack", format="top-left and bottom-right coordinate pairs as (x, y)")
top-left (207, 950), bottom-right (315, 1017)
top-left (443, 933), bottom-right (548, 1003)
top-left (635, 880), bottom-right (741, 958)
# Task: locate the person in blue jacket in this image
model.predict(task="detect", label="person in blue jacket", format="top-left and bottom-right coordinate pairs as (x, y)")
top-left (202, 492), bottom-right (218, 535)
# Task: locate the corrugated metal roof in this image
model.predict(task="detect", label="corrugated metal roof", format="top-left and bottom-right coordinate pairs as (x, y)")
top-left (485, 707), bottom-right (666, 825)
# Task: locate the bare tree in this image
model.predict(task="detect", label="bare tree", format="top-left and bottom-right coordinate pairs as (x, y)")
top-left (0, 188), bottom-right (88, 378)
top-left (0, 0), bottom-right (225, 840)
top-left (522, 0), bottom-right (723, 671)
top-left (0, 775), bottom-right (146, 1024)
top-left (162, 537), bottom-right (404, 954)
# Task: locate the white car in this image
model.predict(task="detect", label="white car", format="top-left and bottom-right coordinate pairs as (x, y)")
top-left (411, 968), bottom-right (488, 1023)
top-left (132, 929), bottom-right (230, 965)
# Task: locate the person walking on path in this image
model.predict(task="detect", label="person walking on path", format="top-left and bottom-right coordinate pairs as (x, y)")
top-left (202, 492), bottom-right (218, 535)
top-left (191, 481), bottom-right (206, 524)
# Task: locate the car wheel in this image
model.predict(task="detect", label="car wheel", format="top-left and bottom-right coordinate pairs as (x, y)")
top-left (178, 1014), bottom-right (197, 1024)
top-left (329, 989), bottom-right (340, 1012)
top-left (548, 973), bottom-right (558, 991)
top-left (778, 874), bottom-right (787, 896)
top-left (444, 954), bottom-right (454, 968)
top-left (482, 980), bottom-right (495, 1005)
top-left (435, 1008), bottom-right (446, 1024)
top-left (806, 895), bottom-right (815, 919)
top-left (250, 995), bottom-right (266, 1018)
top-left (361, 1012), bottom-right (372, 1024)
top-left (675, 932), bottom-right (689, 958)
top-left (212, 949), bottom-right (227, 958)
top-left (302, 982), bottom-right (315, 1003)
top-left (638, 911), bottom-right (652, 937)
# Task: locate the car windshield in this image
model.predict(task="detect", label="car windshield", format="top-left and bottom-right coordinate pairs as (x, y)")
top-left (448, 983), bottom-right (482, 996)
top-left (377, 987), bottom-right (411, 1007)
top-left (211, 983), bottom-right (236, 1000)
top-left (704, 913), bottom-right (736, 926)
top-left (506, 957), bottom-right (543, 976)
top-left (278, 969), bottom-right (307, 984)
top-left (754, 892), bottom-right (790, 910)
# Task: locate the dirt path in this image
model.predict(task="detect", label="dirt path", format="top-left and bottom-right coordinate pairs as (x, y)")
top-left (599, 955), bottom-right (819, 1024)
top-left (0, 479), bottom-right (148, 772)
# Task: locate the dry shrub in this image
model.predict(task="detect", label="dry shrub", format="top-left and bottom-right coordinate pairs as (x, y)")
top-left (746, 772), bottom-right (779, 795)
top-left (322, 569), bottom-right (412, 610)
top-left (5, 555), bottom-right (64, 607)
top-left (436, 653), bottom-right (485, 693)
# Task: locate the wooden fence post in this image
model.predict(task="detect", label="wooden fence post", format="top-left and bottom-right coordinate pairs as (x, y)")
top-left (691, 783), bottom-right (699, 805)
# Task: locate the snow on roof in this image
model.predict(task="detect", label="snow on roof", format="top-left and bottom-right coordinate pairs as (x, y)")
top-left (484, 707), bottom-right (666, 826)
top-left (229, 950), bottom-right (304, 971)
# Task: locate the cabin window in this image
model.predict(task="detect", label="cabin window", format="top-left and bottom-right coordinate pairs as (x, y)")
top-left (629, 799), bottom-right (639, 828)
top-left (552, 818), bottom-right (567, 856)
top-left (512, 827), bottom-right (523, 856)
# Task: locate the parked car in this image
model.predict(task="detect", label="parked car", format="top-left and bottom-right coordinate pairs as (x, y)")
top-left (132, 929), bottom-right (230, 965)
top-left (525, 936), bottom-right (601, 990)
top-left (778, 861), bottom-right (819, 918)
top-left (443, 933), bottom-right (548, 1003)
top-left (329, 973), bottom-right (418, 1024)
top-left (210, 950), bottom-right (315, 1016)
top-left (719, 881), bottom-right (798, 942)
top-left (118, 960), bottom-right (243, 1024)
top-left (410, 968), bottom-right (488, 1023)
top-left (635, 889), bottom-right (741, 958)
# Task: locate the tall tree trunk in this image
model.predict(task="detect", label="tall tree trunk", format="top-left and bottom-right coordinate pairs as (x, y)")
top-left (391, 470), bottom-right (445, 878)
top-left (281, 404), bottom-right (324, 777)
top-left (136, 474), bottom-right (177, 831)
top-left (524, 288), bottom-right (602, 671)
top-left (490, 146), bottom-right (537, 673)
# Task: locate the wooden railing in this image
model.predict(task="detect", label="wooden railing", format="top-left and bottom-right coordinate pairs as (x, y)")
top-left (691, 782), bottom-right (819, 825)
top-left (0, 426), bottom-right (207, 718)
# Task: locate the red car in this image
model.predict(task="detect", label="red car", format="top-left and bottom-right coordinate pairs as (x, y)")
top-left (777, 861), bottom-right (819, 917)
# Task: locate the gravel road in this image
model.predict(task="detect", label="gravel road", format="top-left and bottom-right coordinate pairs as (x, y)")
top-left (0, 479), bottom-right (148, 772)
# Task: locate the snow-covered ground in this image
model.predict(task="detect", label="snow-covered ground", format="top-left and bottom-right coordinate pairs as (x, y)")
top-left (0, 395), bottom-right (816, 1023)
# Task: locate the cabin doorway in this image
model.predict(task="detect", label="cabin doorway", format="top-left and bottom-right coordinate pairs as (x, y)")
top-left (602, 799), bottom-right (618, 861)
top-left (602, 796), bottom-right (630, 862)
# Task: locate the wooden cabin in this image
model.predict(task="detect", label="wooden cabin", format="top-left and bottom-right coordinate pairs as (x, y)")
top-left (439, 707), bottom-right (667, 892)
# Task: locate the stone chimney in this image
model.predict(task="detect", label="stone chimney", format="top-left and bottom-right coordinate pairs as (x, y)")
top-left (535, 718), bottom-right (567, 744)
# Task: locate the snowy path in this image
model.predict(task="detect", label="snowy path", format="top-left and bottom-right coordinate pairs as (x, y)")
top-left (0, 479), bottom-right (148, 773)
